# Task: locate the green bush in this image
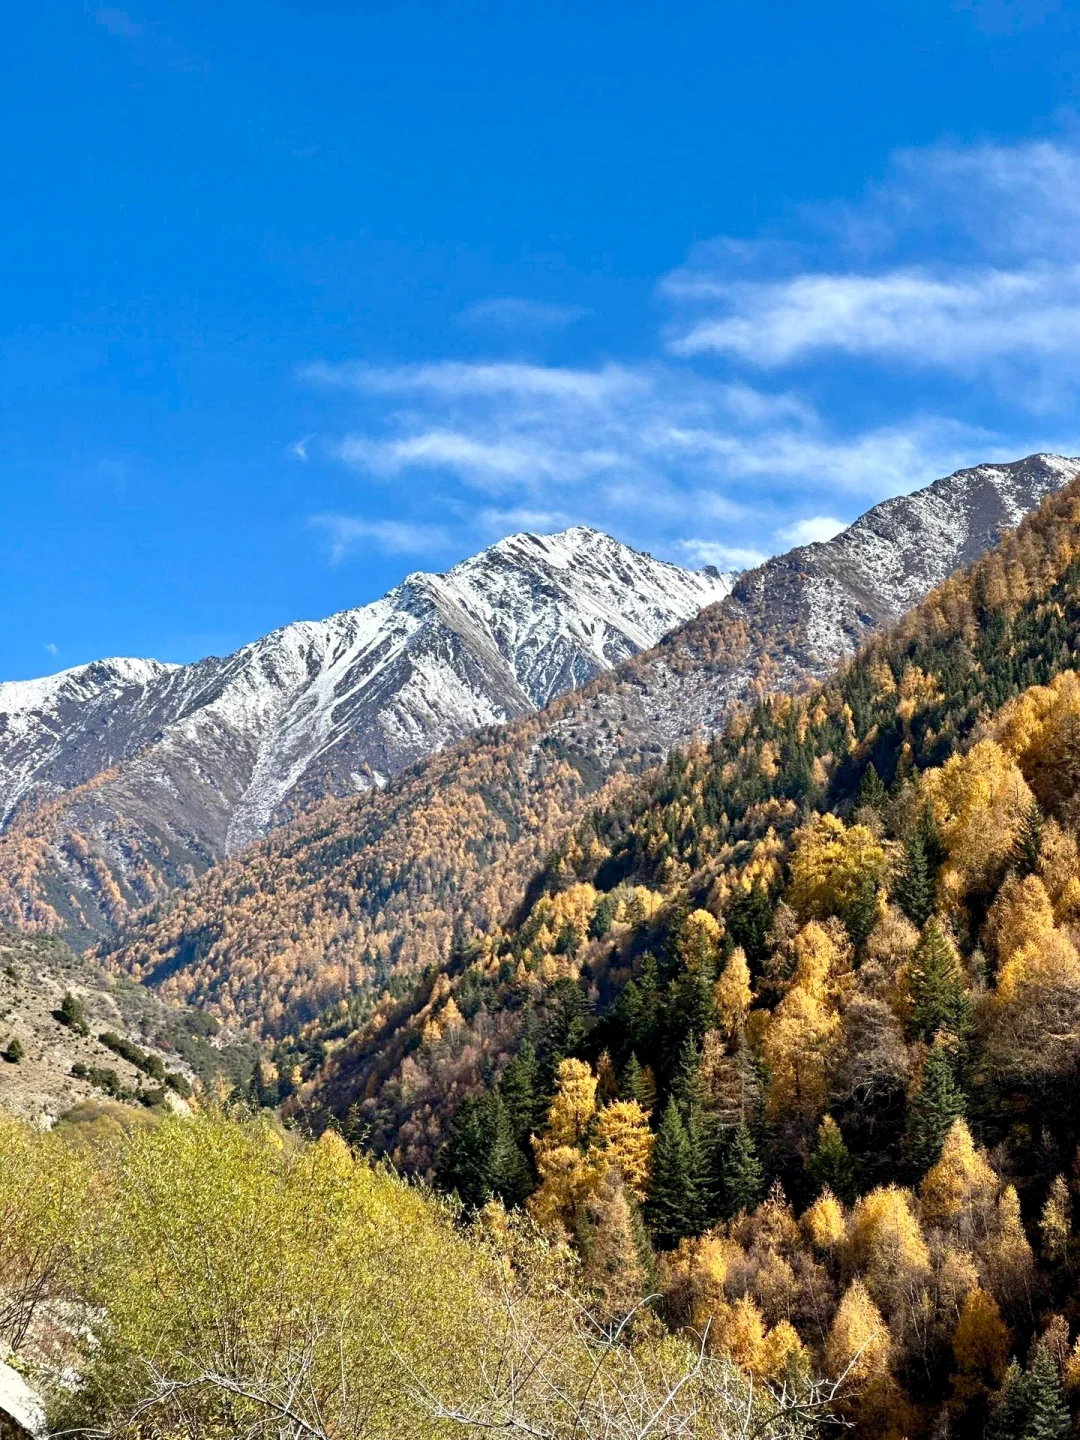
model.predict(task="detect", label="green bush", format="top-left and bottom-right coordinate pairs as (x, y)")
top-left (58, 993), bottom-right (89, 1036)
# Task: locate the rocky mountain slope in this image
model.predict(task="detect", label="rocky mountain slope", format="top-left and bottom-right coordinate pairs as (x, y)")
top-left (310, 464), bottom-right (1080, 1176)
top-left (98, 454), bottom-right (1080, 1037)
top-left (0, 529), bottom-right (731, 944)
top-left (0, 930), bottom-right (256, 1125)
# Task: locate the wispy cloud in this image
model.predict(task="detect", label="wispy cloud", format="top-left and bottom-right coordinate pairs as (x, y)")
top-left (43, 642), bottom-right (58, 658)
top-left (677, 539), bottom-right (768, 570)
top-left (776, 515), bottom-right (847, 547)
top-left (664, 140), bottom-right (1080, 403)
top-left (461, 296), bottom-right (590, 330)
top-left (309, 357), bottom-right (990, 505)
top-left (301, 136), bottom-right (1080, 571)
top-left (309, 515), bottom-right (454, 563)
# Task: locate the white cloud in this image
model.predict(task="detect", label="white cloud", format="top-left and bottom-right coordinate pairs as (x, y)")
top-left (474, 506), bottom-right (575, 534)
top-left (305, 359), bottom-right (642, 405)
top-left (310, 515), bottom-right (453, 562)
top-left (44, 642), bottom-right (58, 657)
top-left (302, 137), bottom-right (1080, 568)
top-left (777, 515), bottom-right (847, 547)
top-left (677, 539), bottom-right (767, 570)
top-left (461, 297), bottom-right (589, 329)
top-left (670, 265), bottom-right (1080, 374)
top-left (664, 140), bottom-right (1080, 399)
top-left (314, 357), bottom-right (983, 503)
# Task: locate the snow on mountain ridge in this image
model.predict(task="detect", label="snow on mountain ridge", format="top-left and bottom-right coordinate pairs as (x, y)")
top-left (0, 526), bottom-right (733, 853)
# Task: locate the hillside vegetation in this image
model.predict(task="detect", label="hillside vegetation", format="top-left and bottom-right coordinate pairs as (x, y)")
top-left (0, 1105), bottom-right (840, 1440)
top-left (281, 480), bottom-right (1080, 1437)
top-left (0, 929), bottom-right (256, 1125)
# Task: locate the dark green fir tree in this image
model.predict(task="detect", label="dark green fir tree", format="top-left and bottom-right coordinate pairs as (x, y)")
top-left (645, 1100), bottom-right (694, 1249)
top-left (894, 827), bottom-right (933, 930)
top-left (856, 761), bottom-right (888, 812)
top-left (1023, 1341), bottom-right (1071, 1440)
top-left (806, 1116), bottom-right (856, 1204)
top-left (905, 1039), bottom-right (965, 1174)
top-left (721, 1122), bottom-right (765, 1217)
top-left (987, 1343), bottom-right (1070, 1440)
top-left (908, 916), bottom-right (971, 1042)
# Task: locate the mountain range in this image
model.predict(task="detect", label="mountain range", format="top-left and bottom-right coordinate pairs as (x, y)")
top-left (0, 529), bottom-right (731, 944)
top-left (87, 452), bottom-right (1080, 1037)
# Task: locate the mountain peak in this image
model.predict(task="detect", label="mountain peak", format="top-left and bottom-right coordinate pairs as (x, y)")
top-left (0, 525), bottom-right (732, 920)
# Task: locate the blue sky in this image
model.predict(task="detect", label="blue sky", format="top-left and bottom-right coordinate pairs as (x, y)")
top-left (4, 1), bottom-right (1080, 678)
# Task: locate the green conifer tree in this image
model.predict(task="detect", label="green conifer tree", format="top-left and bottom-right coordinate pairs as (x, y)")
top-left (856, 761), bottom-right (888, 812)
top-left (806, 1115), bottom-right (856, 1204)
top-left (1024, 1341), bottom-right (1070, 1440)
top-left (672, 1034), bottom-right (707, 1117)
top-left (908, 916), bottom-right (971, 1041)
top-left (645, 1100), bottom-right (694, 1249)
top-left (498, 1042), bottom-right (543, 1145)
top-left (905, 1040), bottom-right (966, 1174)
top-left (840, 869), bottom-right (880, 950)
top-left (488, 1098), bottom-right (534, 1209)
top-left (588, 893), bottom-right (617, 940)
top-left (436, 1092), bottom-right (531, 1211)
top-left (436, 1094), bottom-right (494, 1211)
top-left (721, 1122), bottom-right (765, 1217)
top-left (987, 1344), bottom-right (1070, 1440)
top-left (58, 991), bottom-right (89, 1037)
top-left (987, 1360), bottom-right (1028, 1440)
top-left (895, 827), bottom-right (933, 929)
top-left (1013, 801), bottom-right (1045, 879)
top-left (619, 1052), bottom-right (647, 1107)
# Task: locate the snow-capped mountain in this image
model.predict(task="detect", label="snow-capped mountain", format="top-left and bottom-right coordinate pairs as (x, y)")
top-left (0, 526), bottom-right (732, 861)
top-left (95, 452), bottom-right (1080, 1036)
top-left (1, 455), bottom-right (1075, 952)
top-left (546, 453), bottom-right (1080, 760)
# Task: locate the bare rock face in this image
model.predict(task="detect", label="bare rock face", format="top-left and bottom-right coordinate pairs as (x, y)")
top-left (542, 453), bottom-right (1080, 764)
top-left (0, 1359), bottom-right (47, 1440)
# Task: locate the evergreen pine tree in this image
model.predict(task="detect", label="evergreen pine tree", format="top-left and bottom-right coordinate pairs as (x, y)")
top-left (987, 1344), bottom-right (1070, 1440)
top-left (58, 991), bottom-right (89, 1036)
top-left (1013, 801), bottom-right (1045, 879)
top-left (499, 1042), bottom-right (543, 1146)
top-left (987, 1360), bottom-right (1028, 1440)
top-left (588, 893), bottom-right (617, 940)
top-left (905, 1040), bottom-right (966, 1174)
top-left (856, 761), bottom-right (888, 812)
top-left (488, 1097), bottom-right (534, 1209)
top-left (645, 1100), bottom-right (694, 1249)
top-left (672, 1034), bottom-right (720, 1230)
top-left (908, 916), bottom-right (972, 1041)
top-left (806, 1115), bottom-right (856, 1204)
top-left (672, 1034), bottom-right (707, 1117)
top-left (668, 966), bottom-right (716, 1041)
top-left (721, 1123), bottom-right (765, 1217)
top-left (840, 868), bottom-right (880, 950)
top-left (895, 827), bottom-right (933, 929)
top-left (436, 1093), bottom-right (495, 1211)
top-left (619, 1052), bottom-right (647, 1107)
top-left (436, 1092), bottom-right (531, 1211)
top-left (1024, 1341), bottom-right (1070, 1440)
top-left (726, 882), bottom-right (775, 971)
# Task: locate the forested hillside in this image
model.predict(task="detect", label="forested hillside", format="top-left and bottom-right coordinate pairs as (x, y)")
top-left (99, 455), bottom-right (1077, 1039)
top-left (0, 528), bottom-right (730, 949)
top-left (280, 478), bottom-right (1080, 1438)
top-left (1, 1107), bottom-right (838, 1439)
